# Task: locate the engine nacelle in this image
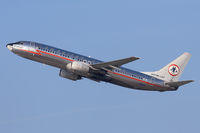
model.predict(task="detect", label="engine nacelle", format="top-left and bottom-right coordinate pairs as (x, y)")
top-left (66, 61), bottom-right (90, 76)
top-left (59, 69), bottom-right (81, 81)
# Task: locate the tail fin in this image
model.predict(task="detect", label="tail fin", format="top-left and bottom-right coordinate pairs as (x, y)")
top-left (143, 52), bottom-right (191, 82)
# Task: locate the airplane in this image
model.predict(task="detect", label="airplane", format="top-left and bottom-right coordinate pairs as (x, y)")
top-left (6, 41), bottom-right (193, 92)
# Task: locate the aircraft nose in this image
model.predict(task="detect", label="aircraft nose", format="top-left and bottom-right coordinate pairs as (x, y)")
top-left (6, 43), bottom-right (13, 51)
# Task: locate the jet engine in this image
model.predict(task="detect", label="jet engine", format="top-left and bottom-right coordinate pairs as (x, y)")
top-left (66, 61), bottom-right (90, 76)
top-left (59, 69), bottom-right (81, 81)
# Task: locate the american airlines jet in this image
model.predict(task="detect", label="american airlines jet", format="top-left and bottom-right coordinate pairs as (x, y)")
top-left (7, 41), bottom-right (193, 92)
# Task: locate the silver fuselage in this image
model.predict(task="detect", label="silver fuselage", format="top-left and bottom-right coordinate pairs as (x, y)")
top-left (7, 41), bottom-right (175, 92)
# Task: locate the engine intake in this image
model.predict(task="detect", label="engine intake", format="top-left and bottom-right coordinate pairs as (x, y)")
top-left (59, 69), bottom-right (81, 81)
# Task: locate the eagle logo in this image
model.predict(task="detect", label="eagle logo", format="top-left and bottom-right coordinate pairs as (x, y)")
top-left (168, 64), bottom-right (180, 76)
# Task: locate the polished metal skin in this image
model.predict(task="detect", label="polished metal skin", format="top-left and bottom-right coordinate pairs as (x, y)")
top-left (7, 41), bottom-right (193, 92)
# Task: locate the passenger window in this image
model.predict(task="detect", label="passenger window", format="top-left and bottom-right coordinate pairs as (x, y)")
top-left (56, 50), bottom-right (61, 55)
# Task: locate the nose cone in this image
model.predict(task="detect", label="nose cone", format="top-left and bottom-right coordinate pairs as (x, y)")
top-left (6, 43), bottom-right (13, 51)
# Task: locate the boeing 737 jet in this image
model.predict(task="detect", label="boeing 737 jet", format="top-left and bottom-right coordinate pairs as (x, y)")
top-left (7, 41), bottom-right (193, 92)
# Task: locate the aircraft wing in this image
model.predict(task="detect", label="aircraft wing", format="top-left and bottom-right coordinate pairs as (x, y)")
top-left (91, 56), bottom-right (140, 69)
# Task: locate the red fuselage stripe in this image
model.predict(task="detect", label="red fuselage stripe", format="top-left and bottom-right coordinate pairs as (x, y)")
top-left (20, 49), bottom-right (42, 55)
top-left (38, 50), bottom-right (74, 62)
top-left (109, 71), bottom-right (162, 87)
top-left (20, 48), bottom-right (162, 88)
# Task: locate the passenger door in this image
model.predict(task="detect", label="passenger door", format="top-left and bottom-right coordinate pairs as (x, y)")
top-left (29, 42), bottom-right (35, 51)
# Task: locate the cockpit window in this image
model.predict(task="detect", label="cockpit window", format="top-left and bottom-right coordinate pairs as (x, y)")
top-left (15, 41), bottom-right (23, 44)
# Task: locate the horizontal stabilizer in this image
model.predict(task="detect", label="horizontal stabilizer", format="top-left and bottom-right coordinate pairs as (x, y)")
top-left (92, 56), bottom-right (140, 69)
top-left (165, 80), bottom-right (194, 87)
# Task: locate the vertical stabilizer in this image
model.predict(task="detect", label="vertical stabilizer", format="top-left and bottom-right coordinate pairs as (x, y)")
top-left (143, 52), bottom-right (191, 82)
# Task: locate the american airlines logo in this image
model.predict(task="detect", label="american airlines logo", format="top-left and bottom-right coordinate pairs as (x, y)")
top-left (168, 64), bottom-right (180, 76)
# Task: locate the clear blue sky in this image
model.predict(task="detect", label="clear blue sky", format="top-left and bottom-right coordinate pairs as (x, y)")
top-left (0, 0), bottom-right (200, 133)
